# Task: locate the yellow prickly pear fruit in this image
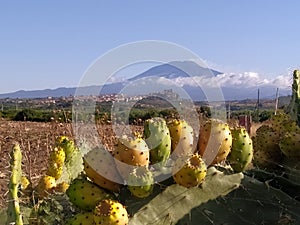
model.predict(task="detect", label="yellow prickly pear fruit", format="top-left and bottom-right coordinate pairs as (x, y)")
top-left (49, 147), bottom-right (65, 166)
top-left (172, 153), bottom-right (207, 188)
top-left (167, 119), bottom-right (194, 158)
top-left (21, 175), bottom-right (30, 191)
top-left (36, 175), bottom-right (56, 198)
top-left (46, 162), bottom-right (63, 180)
top-left (198, 119), bottom-right (232, 165)
top-left (93, 199), bottom-right (129, 225)
top-left (113, 135), bottom-right (150, 179)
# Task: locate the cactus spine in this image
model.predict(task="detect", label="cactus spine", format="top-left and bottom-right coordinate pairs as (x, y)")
top-left (6, 143), bottom-right (23, 225)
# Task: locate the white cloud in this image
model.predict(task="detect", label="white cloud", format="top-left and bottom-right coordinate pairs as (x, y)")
top-left (160, 72), bottom-right (292, 90)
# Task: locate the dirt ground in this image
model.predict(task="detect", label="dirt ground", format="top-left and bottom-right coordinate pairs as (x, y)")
top-left (0, 120), bottom-right (145, 209)
top-left (0, 120), bottom-right (73, 208)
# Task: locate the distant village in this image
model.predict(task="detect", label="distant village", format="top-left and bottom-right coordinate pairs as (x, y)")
top-left (0, 88), bottom-right (289, 122)
top-left (0, 89), bottom-right (181, 111)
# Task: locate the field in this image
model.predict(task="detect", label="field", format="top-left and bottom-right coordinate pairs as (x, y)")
top-left (0, 117), bottom-right (262, 209)
top-left (0, 119), bottom-right (143, 209)
top-left (1, 114), bottom-right (299, 224)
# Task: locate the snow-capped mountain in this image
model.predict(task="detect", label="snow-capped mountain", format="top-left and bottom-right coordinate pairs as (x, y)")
top-left (0, 61), bottom-right (292, 100)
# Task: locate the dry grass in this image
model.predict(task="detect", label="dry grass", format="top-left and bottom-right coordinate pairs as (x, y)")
top-left (0, 120), bottom-right (143, 208)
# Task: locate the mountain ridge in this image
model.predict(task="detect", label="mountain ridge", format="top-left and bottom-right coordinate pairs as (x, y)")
top-left (0, 61), bottom-right (291, 100)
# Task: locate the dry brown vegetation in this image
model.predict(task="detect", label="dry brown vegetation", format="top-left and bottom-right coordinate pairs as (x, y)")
top-left (0, 120), bottom-right (144, 208)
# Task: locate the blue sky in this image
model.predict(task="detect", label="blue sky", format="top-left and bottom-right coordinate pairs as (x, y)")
top-left (1, 1), bottom-right (300, 94)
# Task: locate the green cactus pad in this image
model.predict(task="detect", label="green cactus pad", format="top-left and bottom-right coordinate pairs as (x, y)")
top-left (279, 132), bottom-right (300, 159)
top-left (144, 117), bottom-right (171, 167)
top-left (6, 143), bottom-right (24, 225)
top-left (129, 167), bottom-right (243, 225)
top-left (252, 129), bottom-right (282, 168)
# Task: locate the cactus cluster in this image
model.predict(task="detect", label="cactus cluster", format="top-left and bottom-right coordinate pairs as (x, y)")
top-left (4, 116), bottom-right (272, 225)
top-left (252, 112), bottom-right (300, 169)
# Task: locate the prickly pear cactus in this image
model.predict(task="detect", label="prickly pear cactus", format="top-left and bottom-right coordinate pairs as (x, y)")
top-left (113, 135), bottom-right (150, 179)
top-left (83, 147), bottom-right (122, 192)
top-left (252, 126), bottom-right (282, 169)
top-left (228, 127), bottom-right (253, 172)
top-left (144, 117), bottom-right (171, 167)
top-left (129, 167), bottom-right (243, 225)
top-left (65, 212), bottom-right (94, 225)
top-left (93, 199), bottom-right (129, 225)
top-left (198, 119), bottom-right (232, 165)
top-left (66, 177), bottom-right (113, 211)
top-left (55, 136), bottom-right (84, 184)
top-left (172, 153), bottom-right (207, 188)
top-left (287, 69), bottom-right (300, 126)
top-left (36, 175), bottom-right (57, 198)
top-left (6, 143), bottom-right (24, 225)
top-left (167, 119), bottom-right (194, 158)
top-left (279, 131), bottom-right (300, 159)
top-left (127, 166), bottom-right (154, 198)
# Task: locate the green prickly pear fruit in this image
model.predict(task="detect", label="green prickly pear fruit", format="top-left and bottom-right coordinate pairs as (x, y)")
top-left (279, 132), bottom-right (300, 159)
top-left (93, 199), bottom-right (129, 225)
top-left (228, 127), bottom-right (253, 172)
top-left (252, 126), bottom-right (283, 168)
top-left (66, 178), bottom-right (113, 211)
top-left (36, 175), bottom-right (56, 198)
top-left (167, 119), bottom-right (194, 158)
top-left (198, 119), bottom-right (232, 165)
top-left (172, 153), bottom-right (207, 188)
top-left (113, 135), bottom-right (150, 179)
top-left (144, 117), bottom-right (171, 167)
top-left (65, 212), bottom-right (94, 225)
top-left (84, 147), bottom-right (123, 192)
top-left (127, 166), bottom-right (154, 198)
